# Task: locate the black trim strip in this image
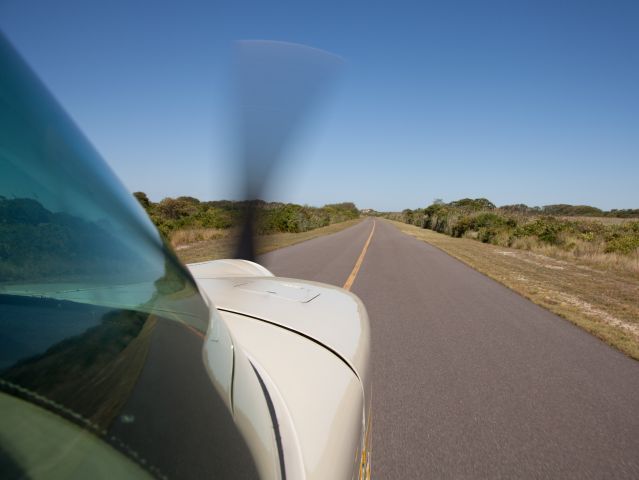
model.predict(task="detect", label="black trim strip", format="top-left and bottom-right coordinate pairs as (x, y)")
top-left (230, 345), bottom-right (236, 414)
top-left (249, 362), bottom-right (286, 480)
top-left (217, 308), bottom-right (360, 380)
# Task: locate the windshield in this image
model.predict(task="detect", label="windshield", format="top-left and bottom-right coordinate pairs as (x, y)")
top-left (0, 33), bottom-right (257, 478)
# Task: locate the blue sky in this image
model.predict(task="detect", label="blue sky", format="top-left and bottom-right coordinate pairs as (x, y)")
top-left (1, 0), bottom-right (637, 210)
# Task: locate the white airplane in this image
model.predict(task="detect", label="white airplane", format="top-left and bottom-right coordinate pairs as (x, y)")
top-left (0, 33), bottom-right (371, 480)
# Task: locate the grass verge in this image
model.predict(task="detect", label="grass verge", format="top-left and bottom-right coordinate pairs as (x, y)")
top-left (174, 218), bottom-right (364, 264)
top-left (386, 219), bottom-right (639, 361)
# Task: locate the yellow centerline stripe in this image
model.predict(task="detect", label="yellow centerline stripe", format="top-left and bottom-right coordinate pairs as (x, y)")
top-left (343, 220), bottom-right (376, 291)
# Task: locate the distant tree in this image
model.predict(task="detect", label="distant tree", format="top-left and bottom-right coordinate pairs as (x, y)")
top-left (500, 204), bottom-right (532, 214)
top-left (542, 204), bottom-right (603, 217)
top-left (401, 208), bottom-right (413, 224)
top-left (156, 197), bottom-right (197, 220)
top-left (324, 202), bottom-right (359, 213)
top-left (133, 191), bottom-right (150, 208)
top-left (607, 209), bottom-right (639, 218)
top-left (449, 198), bottom-right (496, 211)
top-left (176, 196), bottom-right (200, 205)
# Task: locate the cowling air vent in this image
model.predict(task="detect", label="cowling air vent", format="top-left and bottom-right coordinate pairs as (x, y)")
top-left (232, 280), bottom-right (320, 303)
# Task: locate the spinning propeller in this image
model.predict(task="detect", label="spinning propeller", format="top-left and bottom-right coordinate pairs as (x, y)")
top-left (231, 40), bottom-right (342, 261)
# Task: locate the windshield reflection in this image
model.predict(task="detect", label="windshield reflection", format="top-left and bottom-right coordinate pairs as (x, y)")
top-left (0, 32), bottom-right (257, 478)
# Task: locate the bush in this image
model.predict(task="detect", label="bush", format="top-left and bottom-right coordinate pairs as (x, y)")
top-left (604, 222), bottom-right (639, 254)
top-left (514, 217), bottom-right (569, 245)
top-left (258, 204), bottom-right (306, 234)
top-left (452, 212), bottom-right (514, 238)
top-left (605, 235), bottom-right (639, 255)
top-left (195, 207), bottom-right (236, 229)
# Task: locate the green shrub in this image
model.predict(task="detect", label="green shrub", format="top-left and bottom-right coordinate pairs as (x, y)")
top-left (195, 207), bottom-right (236, 229)
top-left (514, 217), bottom-right (569, 245)
top-left (452, 212), bottom-right (515, 238)
top-left (605, 235), bottom-right (639, 254)
top-left (604, 222), bottom-right (639, 254)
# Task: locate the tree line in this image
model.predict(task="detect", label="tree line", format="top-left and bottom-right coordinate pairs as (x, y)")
top-left (133, 192), bottom-right (360, 237)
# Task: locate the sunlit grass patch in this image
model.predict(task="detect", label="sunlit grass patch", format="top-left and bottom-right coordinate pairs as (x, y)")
top-left (170, 228), bottom-right (226, 249)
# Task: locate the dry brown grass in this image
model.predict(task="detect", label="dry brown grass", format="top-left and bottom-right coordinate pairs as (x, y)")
top-left (559, 216), bottom-right (633, 225)
top-left (170, 228), bottom-right (225, 249)
top-left (174, 219), bottom-right (363, 264)
top-left (508, 234), bottom-right (639, 276)
top-left (387, 219), bottom-right (639, 361)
